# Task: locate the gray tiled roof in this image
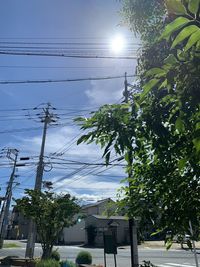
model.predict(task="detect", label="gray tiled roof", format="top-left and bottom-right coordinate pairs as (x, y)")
top-left (91, 215), bottom-right (127, 220)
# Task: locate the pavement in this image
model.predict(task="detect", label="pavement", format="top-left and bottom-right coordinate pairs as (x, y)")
top-left (1, 240), bottom-right (200, 267)
top-left (3, 239), bottom-right (200, 251)
top-left (138, 240), bottom-right (200, 250)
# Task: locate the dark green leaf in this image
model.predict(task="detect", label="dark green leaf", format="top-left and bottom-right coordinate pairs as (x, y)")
top-left (188, 0), bottom-right (200, 14)
top-left (193, 137), bottom-right (200, 152)
top-left (77, 134), bottom-right (90, 145)
top-left (165, 0), bottom-right (187, 15)
top-left (175, 117), bottom-right (185, 133)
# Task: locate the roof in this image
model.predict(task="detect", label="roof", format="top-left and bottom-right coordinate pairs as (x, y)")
top-left (91, 215), bottom-right (127, 220)
top-left (82, 198), bottom-right (114, 210)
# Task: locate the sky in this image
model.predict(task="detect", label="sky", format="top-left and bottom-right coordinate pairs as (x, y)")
top-left (0, 0), bottom-right (138, 204)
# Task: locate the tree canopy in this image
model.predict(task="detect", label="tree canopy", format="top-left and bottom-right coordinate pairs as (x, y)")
top-left (15, 190), bottom-right (80, 258)
top-left (76, 0), bottom-right (200, 243)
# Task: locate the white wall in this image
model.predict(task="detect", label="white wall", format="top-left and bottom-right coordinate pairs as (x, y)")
top-left (62, 220), bottom-right (86, 244)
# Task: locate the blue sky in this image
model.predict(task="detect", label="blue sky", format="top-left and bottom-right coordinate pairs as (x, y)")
top-left (0, 0), bottom-right (138, 203)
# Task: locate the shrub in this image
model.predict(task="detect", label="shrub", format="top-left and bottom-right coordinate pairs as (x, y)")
top-left (140, 261), bottom-right (158, 267)
top-left (75, 251), bottom-right (92, 265)
top-left (60, 260), bottom-right (76, 267)
top-left (36, 259), bottom-right (60, 267)
top-left (51, 250), bottom-right (60, 261)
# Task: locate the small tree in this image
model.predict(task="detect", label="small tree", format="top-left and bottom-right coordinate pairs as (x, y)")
top-left (15, 189), bottom-right (80, 259)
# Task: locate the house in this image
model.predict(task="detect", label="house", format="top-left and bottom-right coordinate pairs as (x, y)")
top-left (62, 198), bottom-right (129, 246)
top-left (85, 215), bottom-right (129, 246)
top-left (8, 198), bottom-right (130, 246)
top-left (82, 198), bottom-right (116, 216)
top-left (8, 207), bottom-right (29, 239)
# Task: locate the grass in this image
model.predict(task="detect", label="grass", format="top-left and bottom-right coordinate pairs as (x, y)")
top-left (3, 242), bottom-right (21, 248)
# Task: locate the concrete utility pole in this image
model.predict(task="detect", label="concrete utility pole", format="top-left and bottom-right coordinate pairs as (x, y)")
top-left (123, 73), bottom-right (139, 267)
top-left (0, 148), bottom-right (19, 248)
top-left (25, 103), bottom-right (56, 258)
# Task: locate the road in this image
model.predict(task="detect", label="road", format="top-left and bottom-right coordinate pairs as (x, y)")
top-left (0, 241), bottom-right (199, 267)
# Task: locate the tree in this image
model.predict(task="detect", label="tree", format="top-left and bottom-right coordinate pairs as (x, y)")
top-left (15, 190), bottom-right (80, 259)
top-left (120, 0), bottom-right (166, 43)
top-left (76, 0), bottom-right (200, 243)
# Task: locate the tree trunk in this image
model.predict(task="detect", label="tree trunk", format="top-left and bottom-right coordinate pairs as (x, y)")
top-left (41, 244), bottom-right (53, 259)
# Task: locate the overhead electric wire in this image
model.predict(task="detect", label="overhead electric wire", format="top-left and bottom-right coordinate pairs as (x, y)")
top-left (0, 127), bottom-right (42, 134)
top-left (50, 133), bottom-right (83, 156)
top-left (0, 37), bottom-right (136, 40)
top-left (0, 65), bottom-right (134, 69)
top-left (0, 74), bottom-right (136, 85)
top-left (0, 50), bottom-right (138, 59)
top-left (0, 41), bottom-right (140, 45)
top-left (53, 156), bottom-right (125, 190)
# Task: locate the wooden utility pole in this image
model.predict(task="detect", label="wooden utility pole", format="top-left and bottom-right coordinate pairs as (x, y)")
top-left (124, 72), bottom-right (139, 267)
top-left (0, 148), bottom-right (18, 248)
top-left (25, 103), bottom-right (56, 258)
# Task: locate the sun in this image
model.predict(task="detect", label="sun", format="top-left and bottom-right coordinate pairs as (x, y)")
top-left (110, 35), bottom-right (125, 53)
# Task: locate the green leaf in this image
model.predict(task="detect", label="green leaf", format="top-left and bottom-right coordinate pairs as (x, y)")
top-left (164, 54), bottom-right (178, 66)
top-left (165, 238), bottom-right (173, 250)
top-left (195, 121), bottom-right (200, 130)
top-left (175, 117), bottom-right (185, 133)
top-left (178, 158), bottom-right (187, 170)
top-left (105, 151), bottom-right (111, 165)
top-left (165, 0), bottom-right (187, 15)
top-left (188, 0), bottom-right (200, 14)
top-left (77, 134), bottom-right (90, 145)
top-left (160, 17), bottom-right (190, 40)
top-left (193, 137), bottom-right (200, 152)
top-left (185, 29), bottom-right (200, 51)
top-left (159, 79), bottom-right (168, 89)
top-left (146, 68), bottom-right (166, 78)
top-left (140, 79), bottom-right (160, 103)
top-left (171, 25), bottom-right (199, 48)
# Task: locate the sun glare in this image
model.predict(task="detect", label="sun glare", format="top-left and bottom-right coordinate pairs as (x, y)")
top-left (110, 35), bottom-right (125, 53)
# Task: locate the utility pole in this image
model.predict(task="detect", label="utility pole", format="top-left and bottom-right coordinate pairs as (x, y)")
top-left (0, 148), bottom-right (19, 248)
top-left (123, 72), bottom-right (139, 267)
top-left (25, 103), bottom-right (56, 258)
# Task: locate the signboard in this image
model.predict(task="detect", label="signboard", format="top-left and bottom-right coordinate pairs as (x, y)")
top-left (103, 231), bottom-right (117, 254)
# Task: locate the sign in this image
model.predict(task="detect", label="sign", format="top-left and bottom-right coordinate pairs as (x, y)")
top-left (103, 231), bottom-right (117, 254)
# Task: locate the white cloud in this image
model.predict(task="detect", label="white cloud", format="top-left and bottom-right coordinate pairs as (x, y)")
top-left (86, 79), bottom-right (123, 105)
top-left (16, 125), bottom-right (102, 160)
top-left (53, 175), bottom-right (122, 202)
top-left (11, 120), bottom-right (126, 203)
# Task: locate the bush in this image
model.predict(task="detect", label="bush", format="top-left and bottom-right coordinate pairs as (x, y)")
top-left (75, 251), bottom-right (92, 265)
top-left (60, 260), bottom-right (76, 267)
top-left (51, 250), bottom-right (60, 261)
top-left (140, 261), bottom-right (158, 267)
top-left (36, 259), bottom-right (60, 267)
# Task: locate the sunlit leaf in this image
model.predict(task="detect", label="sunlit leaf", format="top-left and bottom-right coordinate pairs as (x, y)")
top-left (185, 29), bottom-right (200, 51)
top-left (171, 25), bottom-right (199, 48)
top-left (160, 17), bottom-right (190, 40)
top-left (140, 79), bottom-right (160, 103)
top-left (146, 68), bottom-right (166, 77)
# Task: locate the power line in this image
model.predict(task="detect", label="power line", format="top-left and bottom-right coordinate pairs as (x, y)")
top-left (0, 41), bottom-right (140, 45)
top-left (0, 37), bottom-right (136, 40)
top-left (53, 156), bottom-right (124, 190)
top-left (0, 65), bottom-right (134, 70)
top-left (0, 74), bottom-right (137, 85)
top-left (0, 50), bottom-right (137, 59)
